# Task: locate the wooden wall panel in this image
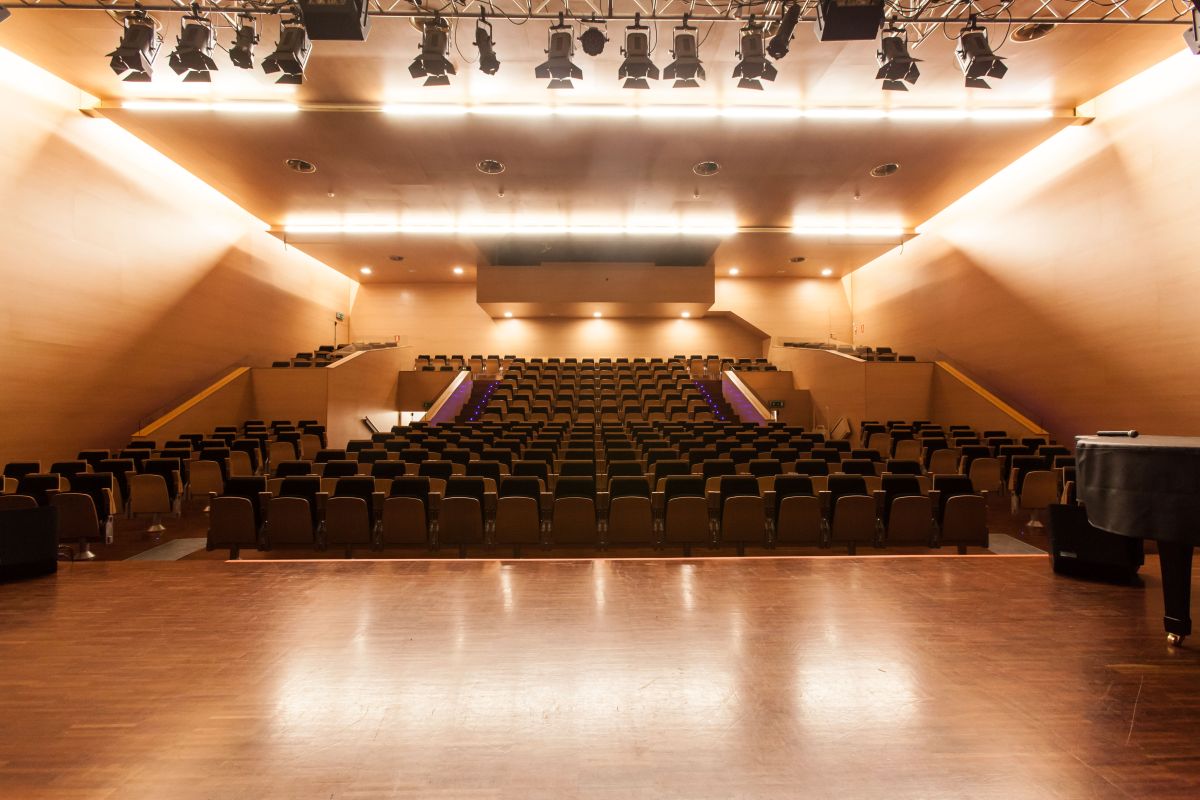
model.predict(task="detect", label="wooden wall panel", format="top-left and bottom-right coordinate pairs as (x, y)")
top-left (349, 283), bottom-right (766, 359)
top-left (324, 348), bottom-right (410, 447)
top-left (249, 371), bottom-right (329, 432)
top-left (712, 277), bottom-right (853, 351)
top-left (737, 372), bottom-right (814, 427)
top-left (0, 50), bottom-right (356, 466)
top-left (849, 52), bottom-right (1200, 442)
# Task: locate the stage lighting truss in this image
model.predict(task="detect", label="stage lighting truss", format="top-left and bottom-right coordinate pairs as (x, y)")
top-left (955, 16), bottom-right (1007, 89)
top-left (475, 13), bottom-right (500, 75)
top-left (875, 25), bottom-right (920, 92)
top-left (535, 13), bottom-right (582, 89)
top-left (168, 5), bottom-right (218, 82)
top-left (618, 14), bottom-right (659, 89)
top-left (732, 16), bottom-right (777, 90)
top-left (664, 16), bottom-right (704, 88)
top-left (107, 7), bottom-right (162, 82)
top-left (261, 15), bottom-right (312, 84)
top-left (409, 15), bottom-right (456, 86)
top-left (228, 14), bottom-right (259, 70)
top-left (766, 3), bottom-right (801, 61)
top-left (578, 17), bottom-right (609, 57)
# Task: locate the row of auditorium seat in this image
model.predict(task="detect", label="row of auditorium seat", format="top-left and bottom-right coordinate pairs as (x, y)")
top-left (272, 341), bottom-right (398, 368)
top-left (782, 342), bottom-right (917, 361)
top-left (204, 469), bottom-right (988, 558)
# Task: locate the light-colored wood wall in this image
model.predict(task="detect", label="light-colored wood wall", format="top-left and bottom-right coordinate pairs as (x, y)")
top-left (736, 371), bottom-right (814, 427)
top-left (712, 277), bottom-right (854, 350)
top-left (0, 50), bottom-right (357, 466)
top-left (849, 51), bottom-right (1200, 442)
top-left (349, 283), bottom-right (767, 359)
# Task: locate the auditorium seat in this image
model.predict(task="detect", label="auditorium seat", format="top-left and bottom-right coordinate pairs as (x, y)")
top-left (128, 473), bottom-right (172, 535)
top-left (939, 494), bottom-right (989, 552)
top-left (827, 475), bottom-right (875, 554)
top-left (662, 475), bottom-right (709, 555)
top-left (772, 475), bottom-right (822, 547)
top-left (0, 494), bottom-right (37, 511)
top-left (263, 496), bottom-right (316, 551)
top-left (968, 457), bottom-right (1004, 495)
top-left (207, 496), bottom-right (259, 558)
top-left (52, 492), bottom-right (103, 560)
top-left (16, 474), bottom-right (62, 507)
top-left (718, 476), bottom-right (765, 554)
top-left (326, 496), bottom-right (372, 558)
top-left (1015, 470), bottom-right (1059, 529)
top-left (188, 461), bottom-right (224, 508)
top-left (552, 477), bottom-right (597, 546)
top-left (606, 477), bottom-right (653, 546)
top-left (495, 477), bottom-right (542, 555)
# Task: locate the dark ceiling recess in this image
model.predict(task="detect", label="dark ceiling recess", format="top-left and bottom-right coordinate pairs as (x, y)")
top-left (481, 236), bottom-right (721, 266)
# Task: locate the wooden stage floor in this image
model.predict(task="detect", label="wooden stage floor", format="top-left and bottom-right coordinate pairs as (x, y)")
top-left (2, 555), bottom-right (1198, 799)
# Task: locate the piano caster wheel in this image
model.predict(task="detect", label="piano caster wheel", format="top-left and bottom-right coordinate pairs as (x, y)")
top-left (1167, 633), bottom-right (1186, 647)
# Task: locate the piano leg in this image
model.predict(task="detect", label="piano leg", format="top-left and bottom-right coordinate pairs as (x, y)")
top-left (1158, 540), bottom-right (1194, 646)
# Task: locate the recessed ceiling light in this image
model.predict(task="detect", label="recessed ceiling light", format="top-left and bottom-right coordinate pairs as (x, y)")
top-left (692, 161), bottom-right (720, 177)
top-left (821, 268), bottom-right (834, 277)
top-left (729, 267), bottom-right (740, 276)
top-left (593, 311), bottom-right (602, 318)
top-left (1012, 23), bottom-right (1056, 43)
top-left (476, 159), bottom-right (506, 175)
top-left (452, 266), bottom-right (464, 275)
top-left (359, 266), bottom-right (372, 275)
top-left (870, 163), bottom-right (901, 178)
top-left (284, 158), bottom-right (317, 174)
top-left (681, 311), bottom-right (691, 318)
top-left (503, 311), bottom-right (513, 318)
top-left (388, 255), bottom-right (405, 262)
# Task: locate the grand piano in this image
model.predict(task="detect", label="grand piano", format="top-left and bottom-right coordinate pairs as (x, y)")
top-left (1077, 434), bottom-right (1200, 645)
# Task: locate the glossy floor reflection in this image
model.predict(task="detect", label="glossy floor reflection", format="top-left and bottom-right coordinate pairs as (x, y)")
top-left (1, 556), bottom-right (1198, 799)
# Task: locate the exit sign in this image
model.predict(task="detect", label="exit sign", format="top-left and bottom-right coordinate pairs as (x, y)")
top-left (768, 400), bottom-right (785, 409)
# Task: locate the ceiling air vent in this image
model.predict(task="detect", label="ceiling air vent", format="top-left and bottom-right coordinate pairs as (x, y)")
top-left (869, 162), bottom-right (900, 178)
top-left (476, 159), bottom-right (506, 175)
top-left (284, 158), bottom-right (317, 174)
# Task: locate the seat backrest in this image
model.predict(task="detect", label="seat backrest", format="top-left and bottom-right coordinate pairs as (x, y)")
top-left (371, 461), bottom-right (407, 480)
top-left (274, 460), bottom-right (314, 478)
top-left (558, 460), bottom-right (595, 479)
top-left (931, 474), bottom-right (976, 523)
top-left (1011, 455), bottom-right (1050, 494)
top-left (512, 460), bottom-right (550, 485)
top-left (388, 476), bottom-right (431, 509)
top-left (653, 460), bottom-right (691, 484)
top-left (334, 476), bottom-right (375, 503)
top-left (68, 472), bottom-right (113, 519)
top-left (747, 459), bottom-right (782, 477)
top-left (793, 459), bottom-right (830, 477)
top-left (662, 475), bottom-right (705, 504)
top-left (884, 459), bottom-right (922, 476)
top-left (498, 476), bottom-right (541, 500)
top-left (838, 459), bottom-right (876, 477)
top-left (15, 474), bottom-right (60, 507)
top-left (445, 476), bottom-right (487, 512)
top-left (606, 461), bottom-right (644, 479)
top-left (223, 479), bottom-right (267, 527)
top-left (465, 461), bottom-right (503, 483)
top-left (98, 459), bottom-right (135, 498)
top-left (48, 461), bottom-right (88, 480)
top-left (554, 476), bottom-right (595, 500)
top-left (827, 475), bottom-right (869, 520)
top-left (718, 475), bottom-right (760, 512)
top-left (701, 460), bottom-right (738, 481)
top-left (277, 476), bottom-right (319, 525)
top-left (608, 476), bottom-right (651, 500)
top-left (418, 461), bottom-right (454, 481)
top-left (773, 474), bottom-right (815, 517)
top-left (142, 458), bottom-right (181, 500)
top-left (880, 475), bottom-right (922, 525)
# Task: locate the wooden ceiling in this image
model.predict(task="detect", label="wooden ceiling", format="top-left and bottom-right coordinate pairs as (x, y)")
top-left (0, 6), bottom-right (1188, 282)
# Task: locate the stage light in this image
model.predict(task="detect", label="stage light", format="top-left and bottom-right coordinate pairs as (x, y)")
top-left (955, 16), bottom-right (1007, 89)
top-left (1185, 5), bottom-right (1200, 55)
top-left (107, 8), bottom-right (162, 83)
top-left (409, 16), bottom-right (456, 86)
top-left (579, 19), bottom-right (608, 56)
top-left (228, 14), bottom-right (259, 70)
top-left (664, 18), bottom-right (705, 88)
top-left (262, 16), bottom-right (312, 84)
top-left (536, 14), bottom-right (583, 89)
top-left (876, 26), bottom-right (920, 91)
top-left (732, 17), bottom-right (777, 90)
top-left (474, 14), bottom-right (500, 75)
top-left (619, 15), bottom-right (659, 89)
top-left (168, 6), bottom-right (218, 83)
top-left (767, 3), bottom-right (801, 60)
